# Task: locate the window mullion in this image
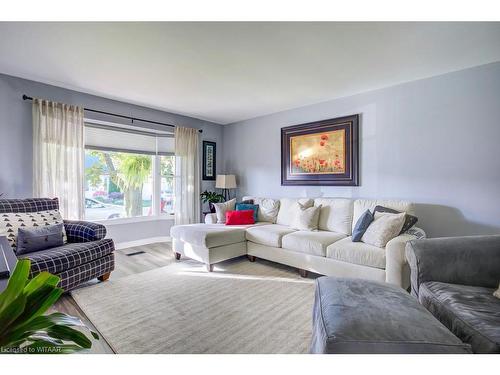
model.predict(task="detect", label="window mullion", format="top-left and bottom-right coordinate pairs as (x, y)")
top-left (153, 155), bottom-right (161, 217)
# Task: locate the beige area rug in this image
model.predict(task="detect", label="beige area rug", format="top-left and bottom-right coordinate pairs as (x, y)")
top-left (71, 256), bottom-right (316, 354)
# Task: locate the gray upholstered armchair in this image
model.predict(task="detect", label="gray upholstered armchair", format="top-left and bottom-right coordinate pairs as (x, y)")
top-left (0, 198), bottom-right (115, 291)
top-left (405, 235), bottom-right (500, 353)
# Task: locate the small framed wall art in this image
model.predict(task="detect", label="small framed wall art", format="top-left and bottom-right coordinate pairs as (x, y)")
top-left (202, 141), bottom-right (217, 180)
top-left (281, 114), bottom-right (359, 186)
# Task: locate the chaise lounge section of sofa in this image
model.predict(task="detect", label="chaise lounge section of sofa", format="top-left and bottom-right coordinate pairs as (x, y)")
top-left (171, 197), bottom-right (425, 289)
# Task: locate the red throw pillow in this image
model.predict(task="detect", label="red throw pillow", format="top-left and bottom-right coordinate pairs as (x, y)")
top-left (225, 209), bottom-right (255, 225)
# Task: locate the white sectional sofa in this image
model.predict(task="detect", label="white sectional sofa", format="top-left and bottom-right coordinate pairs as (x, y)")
top-left (170, 197), bottom-right (425, 289)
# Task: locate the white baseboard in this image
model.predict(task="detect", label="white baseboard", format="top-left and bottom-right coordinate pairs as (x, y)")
top-left (115, 236), bottom-right (171, 250)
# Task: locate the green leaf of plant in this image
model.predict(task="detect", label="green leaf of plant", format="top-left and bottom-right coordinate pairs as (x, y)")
top-left (0, 293), bottom-right (27, 339)
top-left (45, 312), bottom-right (99, 339)
top-left (23, 272), bottom-right (60, 297)
top-left (5, 312), bottom-right (99, 348)
top-left (47, 325), bottom-right (92, 349)
top-left (29, 334), bottom-right (64, 345)
top-left (15, 286), bottom-right (63, 326)
top-left (0, 259), bottom-right (31, 313)
top-left (4, 314), bottom-right (58, 344)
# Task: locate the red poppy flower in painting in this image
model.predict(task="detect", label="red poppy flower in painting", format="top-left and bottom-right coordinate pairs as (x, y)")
top-left (320, 141), bottom-right (325, 146)
top-left (319, 159), bottom-right (325, 165)
top-left (320, 134), bottom-right (329, 141)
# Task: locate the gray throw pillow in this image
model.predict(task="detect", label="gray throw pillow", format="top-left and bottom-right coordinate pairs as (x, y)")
top-left (16, 223), bottom-right (65, 255)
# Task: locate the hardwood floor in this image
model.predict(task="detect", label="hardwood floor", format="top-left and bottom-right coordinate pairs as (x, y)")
top-left (51, 241), bottom-right (175, 354)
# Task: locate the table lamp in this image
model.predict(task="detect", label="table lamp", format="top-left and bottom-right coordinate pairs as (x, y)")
top-left (215, 174), bottom-right (237, 201)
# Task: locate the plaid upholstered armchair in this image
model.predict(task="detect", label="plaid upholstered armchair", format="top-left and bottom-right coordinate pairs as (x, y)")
top-left (0, 198), bottom-right (115, 291)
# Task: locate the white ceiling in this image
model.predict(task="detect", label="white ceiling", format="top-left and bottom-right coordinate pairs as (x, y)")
top-left (1, 22), bottom-right (499, 124)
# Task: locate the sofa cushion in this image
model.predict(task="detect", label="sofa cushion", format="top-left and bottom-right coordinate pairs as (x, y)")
top-left (326, 237), bottom-right (386, 269)
top-left (245, 224), bottom-right (296, 248)
top-left (419, 281), bottom-right (500, 353)
top-left (276, 198), bottom-right (314, 226)
top-left (282, 230), bottom-right (346, 257)
top-left (352, 199), bottom-right (414, 233)
top-left (170, 223), bottom-right (251, 248)
top-left (314, 198), bottom-right (353, 235)
top-left (18, 238), bottom-right (115, 276)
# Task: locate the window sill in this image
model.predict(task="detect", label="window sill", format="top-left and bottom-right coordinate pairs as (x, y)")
top-left (90, 215), bottom-right (174, 226)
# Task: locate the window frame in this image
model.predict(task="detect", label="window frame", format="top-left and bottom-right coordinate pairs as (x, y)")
top-left (83, 119), bottom-right (175, 223)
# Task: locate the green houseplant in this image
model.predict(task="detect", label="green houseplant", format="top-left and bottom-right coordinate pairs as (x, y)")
top-left (200, 190), bottom-right (225, 213)
top-left (0, 259), bottom-right (98, 354)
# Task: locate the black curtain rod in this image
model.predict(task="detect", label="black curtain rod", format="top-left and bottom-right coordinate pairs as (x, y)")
top-left (22, 95), bottom-right (203, 133)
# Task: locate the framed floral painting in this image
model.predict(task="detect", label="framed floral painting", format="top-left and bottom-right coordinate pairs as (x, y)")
top-left (281, 114), bottom-right (359, 186)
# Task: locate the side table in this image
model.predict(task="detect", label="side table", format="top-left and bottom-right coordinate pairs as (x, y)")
top-left (0, 236), bottom-right (17, 293)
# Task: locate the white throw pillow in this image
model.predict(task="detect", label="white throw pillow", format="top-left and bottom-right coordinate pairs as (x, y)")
top-left (494, 283), bottom-right (500, 299)
top-left (290, 202), bottom-right (322, 231)
top-left (254, 198), bottom-right (280, 223)
top-left (0, 210), bottom-right (67, 248)
top-left (213, 198), bottom-right (236, 224)
top-left (361, 211), bottom-right (406, 248)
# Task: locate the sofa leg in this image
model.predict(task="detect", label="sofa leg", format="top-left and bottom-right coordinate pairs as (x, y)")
top-left (175, 252), bottom-right (181, 260)
top-left (247, 255), bottom-right (256, 262)
top-left (98, 272), bottom-right (111, 282)
top-left (298, 269), bottom-right (308, 278)
top-left (206, 264), bottom-right (214, 272)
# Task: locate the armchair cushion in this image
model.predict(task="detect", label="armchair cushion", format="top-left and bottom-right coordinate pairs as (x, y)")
top-left (419, 281), bottom-right (500, 353)
top-left (64, 220), bottom-right (107, 242)
top-left (19, 238), bottom-right (114, 276)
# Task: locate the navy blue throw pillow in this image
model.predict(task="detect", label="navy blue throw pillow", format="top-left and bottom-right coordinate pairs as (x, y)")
top-left (16, 223), bottom-right (65, 255)
top-left (352, 209), bottom-right (374, 242)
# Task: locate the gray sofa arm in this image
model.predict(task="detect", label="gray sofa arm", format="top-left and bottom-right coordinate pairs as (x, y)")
top-left (405, 235), bottom-right (500, 298)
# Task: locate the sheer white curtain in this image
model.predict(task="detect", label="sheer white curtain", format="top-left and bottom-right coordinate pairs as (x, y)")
top-left (33, 98), bottom-right (84, 219)
top-left (174, 126), bottom-right (200, 224)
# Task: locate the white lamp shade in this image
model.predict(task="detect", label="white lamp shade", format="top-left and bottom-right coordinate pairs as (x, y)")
top-left (216, 174), bottom-right (237, 189)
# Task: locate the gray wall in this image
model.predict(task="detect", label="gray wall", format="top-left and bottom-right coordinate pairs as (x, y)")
top-left (0, 73), bottom-right (224, 243)
top-left (222, 62), bottom-right (500, 238)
